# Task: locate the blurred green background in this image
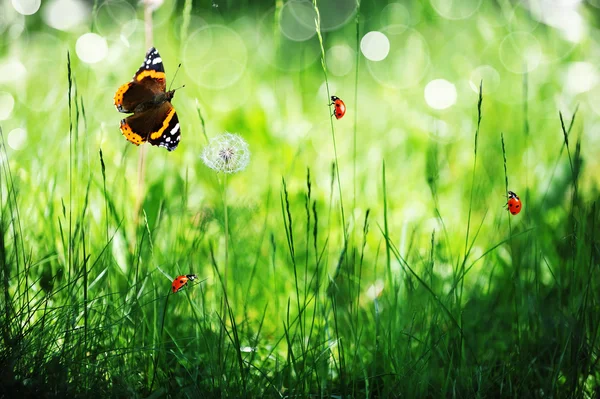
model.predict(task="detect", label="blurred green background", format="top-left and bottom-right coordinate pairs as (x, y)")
top-left (0, 0), bottom-right (599, 397)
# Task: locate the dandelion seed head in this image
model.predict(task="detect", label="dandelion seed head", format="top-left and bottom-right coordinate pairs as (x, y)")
top-left (201, 133), bottom-right (250, 174)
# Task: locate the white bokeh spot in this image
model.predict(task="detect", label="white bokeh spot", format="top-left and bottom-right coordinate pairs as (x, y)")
top-left (11, 0), bottom-right (40, 15)
top-left (565, 62), bottom-right (598, 94)
top-left (0, 60), bottom-right (26, 84)
top-left (499, 31), bottom-right (541, 74)
top-left (424, 79), bottom-right (457, 110)
top-left (8, 128), bottom-right (27, 151)
top-left (279, 0), bottom-right (316, 42)
top-left (360, 31), bottom-right (390, 62)
top-left (326, 45), bottom-right (354, 77)
top-left (43, 0), bottom-right (89, 31)
top-left (469, 65), bottom-right (500, 94)
top-left (76, 33), bottom-right (108, 64)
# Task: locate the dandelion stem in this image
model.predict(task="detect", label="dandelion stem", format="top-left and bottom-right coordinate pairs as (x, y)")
top-left (222, 173), bottom-right (229, 301)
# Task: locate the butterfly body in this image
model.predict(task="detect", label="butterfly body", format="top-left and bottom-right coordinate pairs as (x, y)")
top-left (114, 47), bottom-right (181, 151)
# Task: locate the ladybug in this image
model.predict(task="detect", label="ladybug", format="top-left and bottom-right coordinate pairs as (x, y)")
top-left (506, 191), bottom-right (522, 215)
top-left (330, 96), bottom-right (346, 120)
top-left (172, 274), bottom-right (197, 293)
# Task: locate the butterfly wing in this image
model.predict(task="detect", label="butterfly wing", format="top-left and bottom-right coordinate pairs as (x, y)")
top-left (120, 102), bottom-right (180, 151)
top-left (114, 82), bottom-right (156, 113)
top-left (114, 47), bottom-right (167, 113)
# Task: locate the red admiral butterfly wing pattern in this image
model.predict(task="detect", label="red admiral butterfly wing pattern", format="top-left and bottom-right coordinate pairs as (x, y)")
top-left (113, 47), bottom-right (181, 151)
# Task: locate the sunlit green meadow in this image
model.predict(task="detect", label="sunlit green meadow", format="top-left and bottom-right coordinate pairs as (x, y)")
top-left (1, 0), bottom-right (599, 397)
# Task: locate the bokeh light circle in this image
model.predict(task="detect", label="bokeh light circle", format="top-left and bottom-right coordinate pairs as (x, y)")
top-left (424, 79), bottom-right (457, 110)
top-left (326, 45), bottom-right (354, 77)
top-left (360, 31), bottom-right (390, 61)
top-left (183, 25), bottom-right (247, 89)
top-left (366, 27), bottom-right (429, 89)
top-left (381, 3), bottom-right (411, 28)
top-left (315, 0), bottom-right (357, 31)
top-left (172, 14), bottom-right (207, 41)
top-left (0, 60), bottom-right (26, 84)
top-left (565, 62), bottom-right (598, 95)
top-left (506, 0), bottom-right (540, 33)
top-left (145, 0), bottom-right (163, 11)
top-left (11, 0), bottom-right (40, 15)
top-left (93, 0), bottom-right (136, 37)
top-left (469, 65), bottom-right (500, 94)
top-left (9, 21), bottom-right (25, 39)
top-left (8, 128), bottom-right (27, 151)
top-left (426, 116), bottom-right (464, 144)
top-left (430, 0), bottom-right (482, 20)
top-left (257, 7), bottom-right (321, 72)
top-left (589, 84), bottom-right (600, 118)
top-left (148, 0), bottom-right (176, 28)
top-left (499, 31), bottom-right (541, 74)
top-left (119, 19), bottom-right (144, 48)
top-left (42, 0), bottom-right (89, 31)
top-left (0, 92), bottom-right (15, 120)
top-left (279, 0), bottom-right (316, 42)
top-left (76, 33), bottom-right (108, 64)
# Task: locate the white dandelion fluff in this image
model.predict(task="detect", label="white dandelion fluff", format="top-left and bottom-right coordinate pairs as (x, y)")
top-left (201, 133), bottom-right (250, 174)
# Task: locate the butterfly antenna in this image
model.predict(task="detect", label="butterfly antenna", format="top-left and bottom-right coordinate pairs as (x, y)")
top-left (168, 63), bottom-right (182, 91)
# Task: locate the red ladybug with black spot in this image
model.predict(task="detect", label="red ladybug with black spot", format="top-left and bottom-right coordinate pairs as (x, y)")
top-left (506, 191), bottom-right (522, 215)
top-left (172, 274), bottom-right (197, 293)
top-left (330, 95), bottom-right (346, 120)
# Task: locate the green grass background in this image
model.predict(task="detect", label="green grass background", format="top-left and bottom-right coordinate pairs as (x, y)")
top-left (1, 0), bottom-right (599, 397)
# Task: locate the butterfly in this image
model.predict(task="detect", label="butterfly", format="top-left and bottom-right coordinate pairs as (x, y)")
top-left (113, 47), bottom-right (181, 151)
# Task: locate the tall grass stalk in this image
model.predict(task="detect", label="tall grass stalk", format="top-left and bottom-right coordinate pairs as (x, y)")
top-left (462, 81), bottom-right (483, 262)
top-left (280, 177), bottom-right (304, 354)
top-left (501, 131), bottom-right (521, 350)
top-left (352, 0), bottom-right (361, 239)
top-left (540, 107), bottom-right (578, 208)
top-left (180, 0), bottom-right (193, 46)
top-left (135, 0), bottom-right (155, 222)
top-left (523, 70), bottom-right (530, 221)
top-left (196, 99), bottom-right (210, 144)
top-left (67, 51), bottom-right (73, 283)
top-left (559, 111), bottom-right (582, 289)
top-left (381, 160), bottom-right (391, 286)
top-left (457, 81), bottom-right (483, 312)
top-left (313, 0), bottom-right (347, 244)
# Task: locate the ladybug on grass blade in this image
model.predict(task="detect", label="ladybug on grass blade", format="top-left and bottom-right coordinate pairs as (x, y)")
top-left (172, 274), bottom-right (198, 293)
top-left (506, 191), bottom-right (522, 215)
top-left (330, 96), bottom-right (346, 120)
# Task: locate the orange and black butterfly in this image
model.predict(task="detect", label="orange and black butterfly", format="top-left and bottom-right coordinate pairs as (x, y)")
top-left (113, 47), bottom-right (181, 151)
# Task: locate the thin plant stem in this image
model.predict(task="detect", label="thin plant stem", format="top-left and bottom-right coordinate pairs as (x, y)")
top-left (458, 80), bottom-right (483, 310)
top-left (144, 0), bottom-right (153, 48)
top-left (149, 293), bottom-right (170, 393)
top-left (313, 0), bottom-right (347, 245)
top-left (221, 173), bottom-right (229, 306)
top-left (463, 80), bottom-right (483, 260)
top-left (352, 0), bottom-right (360, 240)
top-left (501, 132), bottom-right (520, 350)
top-left (135, 0), bottom-right (154, 223)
